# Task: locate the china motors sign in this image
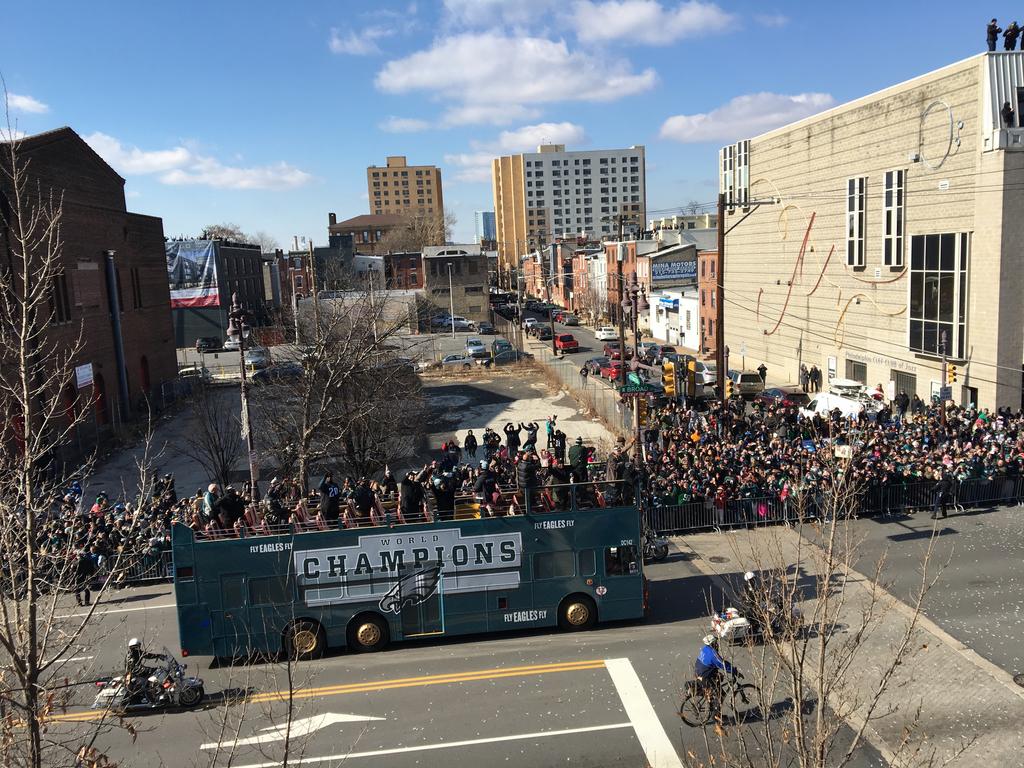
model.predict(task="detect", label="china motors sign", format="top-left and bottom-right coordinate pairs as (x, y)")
top-left (651, 258), bottom-right (697, 283)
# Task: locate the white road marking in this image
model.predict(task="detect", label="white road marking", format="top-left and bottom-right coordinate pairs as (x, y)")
top-left (605, 657), bottom-right (684, 768)
top-left (230, 722), bottom-right (633, 767)
top-left (56, 603), bottom-right (176, 620)
top-left (201, 713), bottom-right (386, 750)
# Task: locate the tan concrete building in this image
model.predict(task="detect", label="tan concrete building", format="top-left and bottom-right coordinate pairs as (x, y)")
top-left (721, 52), bottom-right (1024, 410)
top-left (367, 155), bottom-right (444, 223)
top-left (491, 143), bottom-right (646, 284)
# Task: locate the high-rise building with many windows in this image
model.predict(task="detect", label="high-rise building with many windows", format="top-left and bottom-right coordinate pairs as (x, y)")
top-left (474, 210), bottom-right (496, 244)
top-left (491, 144), bottom-right (646, 277)
top-left (367, 155), bottom-right (444, 226)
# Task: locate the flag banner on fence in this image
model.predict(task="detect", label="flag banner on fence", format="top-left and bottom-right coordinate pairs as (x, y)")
top-left (166, 241), bottom-right (220, 308)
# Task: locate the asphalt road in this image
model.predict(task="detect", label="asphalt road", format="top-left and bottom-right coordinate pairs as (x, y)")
top-left (849, 504), bottom-right (1024, 677)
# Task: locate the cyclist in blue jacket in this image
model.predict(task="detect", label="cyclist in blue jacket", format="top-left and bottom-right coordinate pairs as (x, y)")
top-left (695, 634), bottom-right (741, 711)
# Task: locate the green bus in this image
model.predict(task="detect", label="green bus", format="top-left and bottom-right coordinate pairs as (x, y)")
top-left (171, 483), bottom-right (646, 659)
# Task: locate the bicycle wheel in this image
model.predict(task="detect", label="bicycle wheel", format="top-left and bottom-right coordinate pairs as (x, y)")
top-left (727, 682), bottom-right (760, 723)
top-left (679, 686), bottom-right (713, 727)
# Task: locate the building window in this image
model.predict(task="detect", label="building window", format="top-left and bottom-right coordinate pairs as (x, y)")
top-left (884, 169), bottom-right (905, 268)
top-left (50, 273), bottom-right (72, 323)
top-left (719, 144), bottom-right (734, 207)
top-left (735, 140), bottom-right (749, 208)
top-left (130, 266), bottom-right (143, 309)
top-left (846, 177), bottom-right (866, 267)
top-left (908, 233), bottom-right (969, 359)
top-left (845, 359), bottom-right (868, 384)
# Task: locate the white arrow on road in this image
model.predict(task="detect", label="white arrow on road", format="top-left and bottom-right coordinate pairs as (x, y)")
top-left (200, 712), bottom-right (385, 750)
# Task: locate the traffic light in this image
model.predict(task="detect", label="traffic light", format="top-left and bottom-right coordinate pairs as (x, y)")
top-left (686, 359), bottom-right (697, 397)
top-left (946, 362), bottom-right (958, 384)
top-left (724, 378), bottom-right (735, 399)
top-left (662, 361), bottom-right (676, 397)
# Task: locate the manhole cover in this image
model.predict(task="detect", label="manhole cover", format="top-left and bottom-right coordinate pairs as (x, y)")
top-left (708, 556), bottom-right (730, 564)
top-left (1014, 673), bottom-right (1024, 688)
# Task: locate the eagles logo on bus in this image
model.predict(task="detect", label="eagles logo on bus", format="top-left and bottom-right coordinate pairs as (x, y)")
top-left (378, 564), bottom-right (442, 614)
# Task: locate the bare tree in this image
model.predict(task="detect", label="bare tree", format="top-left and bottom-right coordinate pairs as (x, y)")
top-left (0, 110), bottom-right (160, 766)
top-left (253, 287), bottom-right (422, 491)
top-left (377, 208), bottom-right (456, 253)
top-left (200, 222), bottom-right (249, 242)
top-left (685, 199), bottom-right (702, 216)
top-left (180, 384), bottom-right (245, 491)
top-left (251, 230), bottom-right (280, 254)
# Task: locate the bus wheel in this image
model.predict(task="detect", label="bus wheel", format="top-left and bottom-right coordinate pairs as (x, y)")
top-left (348, 614), bottom-right (389, 653)
top-left (558, 594), bottom-right (597, 631)
top-left (285, 620), bottom-right (326, 661)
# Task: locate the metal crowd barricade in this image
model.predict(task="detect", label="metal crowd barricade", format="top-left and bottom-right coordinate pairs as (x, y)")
top-left (113, 550), bottom-right (174, 586)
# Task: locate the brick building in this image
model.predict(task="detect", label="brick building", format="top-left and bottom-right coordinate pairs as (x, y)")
top-left (328, 212), bottom-right (404, 256)
top-left (384, 252), bottom-right (423, 290)
top-left (697, 250), bottom-right (719, 357)
top-left (0, 127), bottom-right (176, 446)
top-left (421, 245), bottom-right (489, 323)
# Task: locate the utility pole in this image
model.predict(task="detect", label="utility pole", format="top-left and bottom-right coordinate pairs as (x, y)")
top-left (616, 215), bottom-right (628, 387)
top-left (716, 192), bottom-right (726, 407)
top-left (940, 330), bottom-right (948, 428)
top-left (447, 262), bottom-right (456, 339)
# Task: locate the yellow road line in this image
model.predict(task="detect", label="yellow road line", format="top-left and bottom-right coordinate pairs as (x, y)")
top-left (49, 658), bottom-right (607, 723)
top-left (250, 659), bottom-right (606, 703)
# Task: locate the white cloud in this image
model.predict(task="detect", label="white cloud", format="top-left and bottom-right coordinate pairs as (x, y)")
top-left (328, 26), bottom-right (394, 55)
top-left (572, 0), bottom-right (733, 44)
top-left (84, 132), bottom-right (312, 190)
top-left (445, 121), bottom-right (587, 183)
top-left (6, 93), bottom-right (49, 114)
top-left (379, 116), bottom-right (431, 133)
top-left (659, 92), bottom-right (835, 144)
top-left (0, 127), bottom-right (27, 142)
top-left (85, 132), bottom-right (192, 174)
top-left (494, 122), bottom-right (586, 152)
top-left (376, 32), bottom-right (655, 125)
top-left (756, 12), bottom-right (788, 28)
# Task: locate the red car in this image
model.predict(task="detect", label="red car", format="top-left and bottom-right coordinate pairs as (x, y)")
top-left (554, 333), bottom-right (579, 351)
top-left (603, 341), bottom-right (622, 359)
top-left (600, 361), bottom-right (626, 380)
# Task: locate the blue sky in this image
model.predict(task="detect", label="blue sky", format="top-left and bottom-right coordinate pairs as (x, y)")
top-left (1, 1), bottom-right (1011, 246)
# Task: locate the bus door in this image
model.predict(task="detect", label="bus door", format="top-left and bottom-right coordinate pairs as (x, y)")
top-left (211, 573), bottom-right (251, 655)
top-left (394, 561), bottom-right (445, 638)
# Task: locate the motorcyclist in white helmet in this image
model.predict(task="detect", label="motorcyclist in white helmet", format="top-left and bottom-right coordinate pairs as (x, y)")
top-left (124, 638), bottom-right (165, 705)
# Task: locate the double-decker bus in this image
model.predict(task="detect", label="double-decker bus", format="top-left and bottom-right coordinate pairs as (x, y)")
top-left (171, 482), bottom-right (645, 659)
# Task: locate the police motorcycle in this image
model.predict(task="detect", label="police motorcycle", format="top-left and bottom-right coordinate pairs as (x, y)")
top-left (93, 647), bottom-right (205, 711)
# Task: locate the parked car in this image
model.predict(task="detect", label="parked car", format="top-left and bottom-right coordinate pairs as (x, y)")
top-left (800, 392), bottom-right (869, 420)
top-left (554, 333), bottom-right (579, 352)
top-left (465, 338), bottom-right (489, 359)
top-left (536, 327), bottom-right (553, 341)
top-left (728, 369), bottom-right (765, 398)
top-left (477, 321), bottom-right (496, 335)
top-left (584, 355), bottom-right (609, 375)
top-left (657, 345), bottom-right (678, 363)
top-left (594, 326), bottom-right (619, 342)
top-left (487, 349), bottom-right (534, 366)
top-left (637, 341), bottom-right (659, 363)
top-left (523, 317), bottom-right (538, 330)
top-left (223, 337), bottom-right (241, 352)
top-left (244, 346), bottom-right (272, 371)
top-left (440, 353), bottom-right (478, 368)
top-left (756, 385), bottom-right (811, 408)
top-left (561, 314), bottom-right (579, 326)
top-left (195, 337), bottom-right (221, 353)
top-left (433, 315), bottom-right (473, 331)
top-left (252, 362), bottom-right (304, 385)
top-left (492, 339), bottom-right (514, 355)
top-left (603, 341), bottom-right (623, 359)
top-left (694, 360), bottom-right (717, 385)
top-left (178, 364), bottom-right (212, 385)
top-left (599, 360), bottom-right (627, 380)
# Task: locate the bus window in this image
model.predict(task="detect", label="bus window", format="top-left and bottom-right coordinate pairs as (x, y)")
top-left (221, 574), bottom-right (246, 607)
top-left (250, 576), bottom-right (294, 606)
top-left (604, 546), bottom-right (639, 576)
top-left (533, 551), bottom-right (575, 580)
top-left (578, 549), bottom-right (596, 577)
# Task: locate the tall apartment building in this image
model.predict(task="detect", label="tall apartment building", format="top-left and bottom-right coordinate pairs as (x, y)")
top-left (491, 144), bottom-right (646, 278)
top-left (367, 155), bottom-right (444, 223)
top-left (720, 52), bottom-right (1024, 410)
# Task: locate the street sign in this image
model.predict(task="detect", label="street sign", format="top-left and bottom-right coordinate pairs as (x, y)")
top-left (619, 382), bottom-right (658, 394)
top-left (939, 386), bottom-right (953, 401)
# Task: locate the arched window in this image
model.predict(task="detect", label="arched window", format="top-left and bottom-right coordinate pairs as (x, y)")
top-left (93, 373), bottom-right (109, 425)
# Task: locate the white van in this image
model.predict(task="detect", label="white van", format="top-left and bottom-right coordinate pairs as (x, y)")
top-left (800, 392), bottom-right (869, 420)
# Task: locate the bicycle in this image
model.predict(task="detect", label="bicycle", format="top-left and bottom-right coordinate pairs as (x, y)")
top-left (678, 672), bottom-right (759, 727)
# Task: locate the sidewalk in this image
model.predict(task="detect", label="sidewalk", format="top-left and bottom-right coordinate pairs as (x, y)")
top-left (675, 526), bottom-right (1024, 766)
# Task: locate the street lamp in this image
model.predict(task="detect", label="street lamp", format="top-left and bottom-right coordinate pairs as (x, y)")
top-left (446, 262), bottom-right (456, 339)
top-left (226, 292), bottom-right (259, 501)
top-left (621, 271), bottom-right (649, 361)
